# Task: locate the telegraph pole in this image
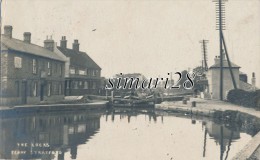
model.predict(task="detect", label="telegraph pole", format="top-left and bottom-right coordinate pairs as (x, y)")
top-left (215, 0), bottom-right (225, 100)
top-left (213, 0), bottom-right (237, 100)
top-left (199, 39), bottom-right (209, 72)
top-left (0, 0), bottom-right (2, 102)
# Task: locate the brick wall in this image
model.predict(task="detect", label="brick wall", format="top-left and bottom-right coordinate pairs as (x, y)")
top-left (0, 50), bottom-right (9, 98)
top-left (0, 49), bottom-right (65, 105)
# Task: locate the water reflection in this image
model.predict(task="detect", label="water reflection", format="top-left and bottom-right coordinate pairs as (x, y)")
top-left (105, 108), bottom-right (158, 123)
top-left (0, 110), bottom-right (102, 160)
top-left (0, 109), bottom-right (259, 160)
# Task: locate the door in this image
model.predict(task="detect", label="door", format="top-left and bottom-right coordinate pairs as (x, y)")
top-left (40, 84), bottom-right (44, 101)
top-left (21, 81), bottom-right (27, 104)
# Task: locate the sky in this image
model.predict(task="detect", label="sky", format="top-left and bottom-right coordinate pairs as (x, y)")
top-left (1, 0), bottom-right (260, 87)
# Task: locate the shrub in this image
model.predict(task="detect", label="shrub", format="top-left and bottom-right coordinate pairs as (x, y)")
top-left (227, 89), bottom-right (260, 108)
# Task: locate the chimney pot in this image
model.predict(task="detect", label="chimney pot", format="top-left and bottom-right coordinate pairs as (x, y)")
top-left (44, 35), bottom-right (55, 51)
top-left (23, 32), bottom-right (31, 43)
top-left (252, 72), bottom-right (256, 91)
top-left (4, 25), bottom-right (13, 38)
top-left (72, 39), bottom-right (80, 52)
top-left (214, 55), bottom-right (220, 64)
top-left (60, 36), bottom-right (67, 49)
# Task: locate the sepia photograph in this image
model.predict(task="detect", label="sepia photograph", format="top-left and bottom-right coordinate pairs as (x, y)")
top-left (0, 0), bottom-right (260, 159)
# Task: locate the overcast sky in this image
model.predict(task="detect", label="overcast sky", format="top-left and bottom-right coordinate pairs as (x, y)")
top-left (1, 0), bottom-right (260, 87)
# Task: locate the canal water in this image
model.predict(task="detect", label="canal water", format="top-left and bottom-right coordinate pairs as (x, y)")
top-left (0, 108), bottom-right (259, 160)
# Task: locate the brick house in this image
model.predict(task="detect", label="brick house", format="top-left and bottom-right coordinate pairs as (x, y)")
top-left (0, 25), bottom-right (66, 105)
top-left (56, 36), bottom-right (102, 96)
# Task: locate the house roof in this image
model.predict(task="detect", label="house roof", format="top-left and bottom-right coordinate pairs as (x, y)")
top-left (239, 71), bottom-right (247, 75)
top-left (209, 60), bottom-right (240, 69)
top-left (57, 47), bottom-right (101, 70)
top-left (1, 35), bottom-right (65, 61)
top-left (239, 80), bottom-right (257, 92)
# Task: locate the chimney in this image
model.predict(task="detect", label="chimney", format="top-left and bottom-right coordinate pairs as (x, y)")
top-left (214, 49), bottom-right (227, 65)
top-left (44, 35), bottom-right (55, 51)
top-left (214, 56), bottom-right (220, 64)
top-left (23, 32), bottom-right (31, 43)
top-left (252, 72), bottom-right (256, 91)
top-left (60, 36), bottom-right (67, 48)
top-left (4, 25), bottom-right (13, 38)
top-left (72, 39), bottom-right (79, 52)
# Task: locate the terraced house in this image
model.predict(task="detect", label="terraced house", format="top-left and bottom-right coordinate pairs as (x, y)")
top-left (56, 36), bottom-right (102, 96)
top-left (0, 25), bottom-right (66, 105)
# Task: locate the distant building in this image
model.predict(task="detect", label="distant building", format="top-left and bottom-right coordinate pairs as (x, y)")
top-left (56, 36), bottom-right (102, 96)
top-left (239, 72), bottom-right (257, 92)
top-left (207, 55), bottom-right (258, 100)
top-left (239, 71), bottom-right (248, 83)
top-left (0, 25), bottom-right (66, 105)
top-left (207, 55), bottom-right (240, 100)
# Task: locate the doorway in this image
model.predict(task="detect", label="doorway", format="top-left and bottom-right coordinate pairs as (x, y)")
top-left (40, 84), bottom-right (44, 101)
top-left (21, 81), bottom-right (27, 104)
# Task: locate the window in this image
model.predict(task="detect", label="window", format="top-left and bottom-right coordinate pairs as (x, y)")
top-left (74, 81), bottom-right (78, 89)
top-left (53, 83), bottom-right (57, 95)
top-left (77, 125), bottom-right (86, 133)
top-left (14, 57), bottom-right (22, 68)
top-left (84, 81), bottom-right (88, 89)
top-left (79, 70), bottom-right (86, 75)
top-left (92, 82), bottom-right (96, 89)
top-left (32, 59), bottom-right (37, 74)
top-left (66, 81), bottom-right (70, 89)
top-left (86, 68), bottom-right (88, 75)
top-left (79, 81), bottom-right (82, 87)
top-left (15, 81), bottom-right (20, 97)
top-left (69, 127), bottom-right (74, 134)
top-left (92, 70), bottom-right (99, 76)
top-left (32, 81), bottom-right (38, 97)
top-left (70, 68), bottom-right (75, 74)
top-left (47, 62), bottom-right (52, 75)
top-left (47, 83), bottom-right (51, 96)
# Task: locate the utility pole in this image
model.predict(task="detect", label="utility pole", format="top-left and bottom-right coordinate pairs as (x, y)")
top-left (213, 0), bottom-right (237, 100)
top-left (221, 31), bottom-right (237, 89)
top-left (0, 0), bottom-right (2, 103)
top-left (199, 39), bottom-right (209, 72)
top-left (214, 0), bottom-right (226, 100)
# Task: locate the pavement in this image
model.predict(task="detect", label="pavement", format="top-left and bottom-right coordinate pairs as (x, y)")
top-left (156, 97), bottom-right (260, 118)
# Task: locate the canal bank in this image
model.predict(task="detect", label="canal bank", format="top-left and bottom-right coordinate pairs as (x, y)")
top-left (155, 98), bottom-right (260, 160)
top-left (0, 101), bottom-right (109, 115)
